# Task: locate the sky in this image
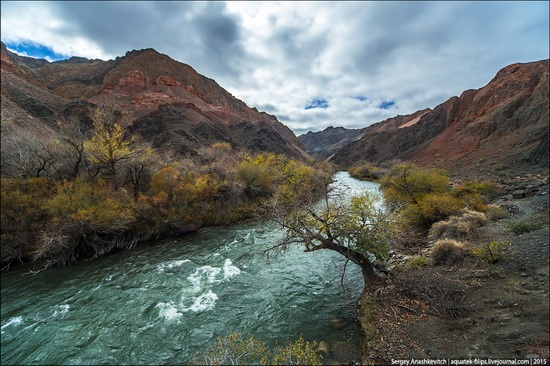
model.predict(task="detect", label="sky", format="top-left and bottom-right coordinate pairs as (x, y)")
top-left (1, 1), bottom-right (548, 135)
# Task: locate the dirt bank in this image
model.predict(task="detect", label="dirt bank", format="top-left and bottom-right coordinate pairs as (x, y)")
top-left (360, 178), bottom-right (549, 364)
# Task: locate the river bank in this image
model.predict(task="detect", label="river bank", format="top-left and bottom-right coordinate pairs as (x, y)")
top-left (1, 172), bottom-right (373, 365)
top-left (360, 175), bottom-right (549, 363)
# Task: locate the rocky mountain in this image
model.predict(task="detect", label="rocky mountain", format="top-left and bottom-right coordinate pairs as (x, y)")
top-left (299, 126), bottom-right (364, 160)
top-left (0, 42), bottom-right (308, 160)
top-left (328, 60), bottom-right (549, 176)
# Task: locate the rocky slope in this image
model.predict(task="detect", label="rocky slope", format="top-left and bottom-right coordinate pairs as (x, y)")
top-left (362, 175), bottom-right (549, 362)
top-left (0, 42), bottom-right (308, 160)
top-left (326, 60), bottom-right (549, 177)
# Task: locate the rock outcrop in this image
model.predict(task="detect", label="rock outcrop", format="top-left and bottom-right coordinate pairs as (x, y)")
top-left (299, 126), bottom-right (364, 160)
top-left (328, 60), bottom-right (549, 176)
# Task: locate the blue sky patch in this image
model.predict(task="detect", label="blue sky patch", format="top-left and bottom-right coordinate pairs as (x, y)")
top-left (305, 98), bottom-right (329, 110)
top-left (378, 100), bottom-right (396, 109)
top-left (355, 96), bottom-right (367, 102)
top-left (5, 40), bottom-right (67, 61)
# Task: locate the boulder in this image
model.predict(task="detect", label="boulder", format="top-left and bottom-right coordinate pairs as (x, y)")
top-left (512, 190), bottom-right (526, 199)
top-left (330, 317), bottom-right (346, 330)
top-left (316, 341), bottom-right (330, 356)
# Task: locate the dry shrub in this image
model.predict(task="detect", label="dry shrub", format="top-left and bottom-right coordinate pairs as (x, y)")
top-left (430, 239), bottom-right (469, 266)
top-left (394, 270), bottom-right (474, 319)
top-left (405, 255), bottom-right (429, 270)
top-left (429, 209), bottom-right (487, 241)
top-left (393, 226), bottom-right (428, 248)
top-left (461, 209), bottom-right (488, 226)
top-left (485, 204), bottom-right (508, 221)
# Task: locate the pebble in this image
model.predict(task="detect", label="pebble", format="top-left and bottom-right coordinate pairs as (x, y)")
top-left (520, 272), bottom-right (529, 277)
top-left (513, 190), bottom-right (526, 199)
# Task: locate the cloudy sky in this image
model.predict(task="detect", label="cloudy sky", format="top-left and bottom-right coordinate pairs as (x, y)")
top-left (1, 1), bottom-right (548, 135)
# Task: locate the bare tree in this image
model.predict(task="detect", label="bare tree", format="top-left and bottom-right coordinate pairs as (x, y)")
top-left (122, 142), bottom-right (155, 200)
top-left (0, 122), bottom-right (60, 179)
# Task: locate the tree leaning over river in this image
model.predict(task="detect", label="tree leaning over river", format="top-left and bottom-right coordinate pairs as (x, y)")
top-left (265, 176), bottom-right (396, 289)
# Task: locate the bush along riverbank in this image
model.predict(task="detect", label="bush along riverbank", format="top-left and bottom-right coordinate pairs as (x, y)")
top-left (1, 105), bottom-right (333, 270)
top-left (356, 165), bottom-right (549, 363)
top-left (1, 154), bottom-right (331, 270)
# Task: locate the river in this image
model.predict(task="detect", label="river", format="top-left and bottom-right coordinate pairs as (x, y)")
top-left (1, 172), bottom-right (380, 365)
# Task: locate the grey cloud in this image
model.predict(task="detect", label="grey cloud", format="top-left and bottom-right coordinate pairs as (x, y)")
top-left (2, 1), bottom-right (546, 135)
top-left (52, 2), bottom-right (248, 81)
top-left (256, 104), bottom-right (278, 113)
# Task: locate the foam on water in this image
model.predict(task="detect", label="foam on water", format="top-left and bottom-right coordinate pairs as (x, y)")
top-left (155, 302), bottom-right (182, 320)
top-left (222, 259), bottom-right (241, 280)
top-left (157, 259), bottom-right (191, 272)
top-left (183, 291), bottom-right (218, 313)
top-left (156, 291), bottom-right (218, 320)
top-left (1, 316), bottom-right (23, 334)
top-left (187, 265), bottom-right (222, 291)
top-left (54, 304), bottom-right (70, 316)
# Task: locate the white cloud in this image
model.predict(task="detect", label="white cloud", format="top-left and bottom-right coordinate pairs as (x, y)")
top-left (1, 1), bottom-right (548, 135)
top-left (0, 2), bottom-right (110, 59)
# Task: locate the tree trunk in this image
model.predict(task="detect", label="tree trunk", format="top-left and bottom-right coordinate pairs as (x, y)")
top-left (358, 260), bottom-right (382, 289)
top-left (326, 241), bottom-right (382, 289)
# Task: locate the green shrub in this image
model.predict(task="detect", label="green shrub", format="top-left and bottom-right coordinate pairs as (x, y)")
top-left (399, 192), bottom-right (464, 230)
top-left (431, 239), bottom-right (469, 265)
top-left (471, 240), bottom-right (511, 263)
top-left (453, 180), bottom-right (499, 198)
top-left (380, 162), bottom-right (449, 208)
top-left (508, 222), bottom-right (543, 235)
top-left (379, 163), bottom-right (484, 232)
top-left (349, 163), bottom-right (386, 181)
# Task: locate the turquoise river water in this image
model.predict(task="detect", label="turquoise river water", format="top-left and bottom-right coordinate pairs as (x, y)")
top-left (1, 172), bottom-right (380, 365)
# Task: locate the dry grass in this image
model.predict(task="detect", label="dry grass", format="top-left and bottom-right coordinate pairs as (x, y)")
top-left (429, 209), bottom-right (487, 241)
top-left (430, 239), bottom-right (469, 266)
top-left (485, 204), bottom-right (509, 221)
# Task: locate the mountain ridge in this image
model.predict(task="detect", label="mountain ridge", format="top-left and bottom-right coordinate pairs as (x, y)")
top-left (0, 42), bottom-right (309, 160)
top-left (300, 59), bottom-right (549, 177)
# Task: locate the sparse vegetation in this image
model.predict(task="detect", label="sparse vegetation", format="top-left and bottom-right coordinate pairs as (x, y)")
top-left (485, 204), bottom-right (509, 221)
top-left (471, 240), bottom-right (511, 263)
top-left (405, 255), bottom-right (429, 270)
top-left (394, 270), bottom-right (474, 319)
top-left (430, 239), bottom-right (469, 266)
top-left (196, 333), bottom-right (321, 366)
top-left (508, 221), bottom-right (543, 235)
